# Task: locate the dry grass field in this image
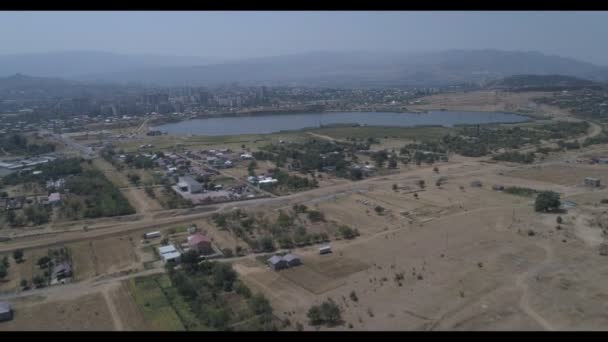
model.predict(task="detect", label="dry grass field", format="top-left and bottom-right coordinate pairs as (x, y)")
top-left (0, 293), bottom-right (115, 331)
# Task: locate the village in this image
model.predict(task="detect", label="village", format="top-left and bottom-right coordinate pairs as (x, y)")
top-left (1, 84), bottom-right (608, 331)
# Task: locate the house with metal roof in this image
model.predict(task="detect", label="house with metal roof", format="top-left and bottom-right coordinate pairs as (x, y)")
top-left (0, 302), bottom-right (12, 322)
top-left (177, 175), bottom-right (203, 193)
top-left (282, 253), bottom-right (301, 267)
top-left (267, 255), bottom-right (288, 271)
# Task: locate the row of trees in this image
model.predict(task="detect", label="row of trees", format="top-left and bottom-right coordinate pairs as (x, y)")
top-left (0, 133), bottom-right (55, 156)
top-left (167, 259), bottom-right (275, 330)
top-left (62, 169), bottom-right (135, 219)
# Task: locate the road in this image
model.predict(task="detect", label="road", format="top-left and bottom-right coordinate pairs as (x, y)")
top-left (0, 159), bottom-right (499, 254)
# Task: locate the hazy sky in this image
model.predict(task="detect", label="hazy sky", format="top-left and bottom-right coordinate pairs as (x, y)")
top-left (2, 11), bottom-right (608, 64)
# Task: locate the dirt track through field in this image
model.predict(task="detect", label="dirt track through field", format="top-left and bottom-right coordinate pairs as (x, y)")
top-left (515, 243), bottom-right (555, 331)
top-left (103, 285), bottom-right (124, 331)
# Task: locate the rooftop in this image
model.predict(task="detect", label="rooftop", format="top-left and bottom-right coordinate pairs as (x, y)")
top-left (188, 233), bottom-right (211, 246)
top-left (158, 245), bottom-right (177, 255)
top-left (0, 302), bottom-right (10, 313)
top-left (268, 255), bottom-right (284, 264)
top-left (283, 253), bottom-right (300, 262)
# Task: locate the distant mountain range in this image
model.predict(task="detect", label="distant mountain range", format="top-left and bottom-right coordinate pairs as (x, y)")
top-left (1, 49), bottom-right (607, 88)
top-left (0, 51), bottom-right (226, 79)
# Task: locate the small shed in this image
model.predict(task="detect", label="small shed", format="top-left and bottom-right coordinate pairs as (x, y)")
top-left (584, 177), bottom-right (601, 188)
top-left (319, 245), bottom-right (332, 255)
top-left (52, 262), bottom-right (73, 280)
top-left (162, 252), bottom-right (181, 263)
top-left (492, 185), bottom-right (504, 191)
top-left (0, 302), bottom-right (12, 322)
top-left (158, 244), bottom-right (176, 253)
top-left (470, 180), bottom-right (483, 188)
top-left (283, 253), bottom-right (301, 267)
top-left (267, 255), bottom-right (288, 271)
top-left (144, 231), bottom-right (161, 239)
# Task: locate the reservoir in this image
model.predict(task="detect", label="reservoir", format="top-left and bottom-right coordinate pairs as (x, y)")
top-left (152, 111), bottom-right (529, 136)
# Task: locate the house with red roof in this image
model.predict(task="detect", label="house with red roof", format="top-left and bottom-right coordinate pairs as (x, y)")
top-left (187, 233), bottom-right (213, 255)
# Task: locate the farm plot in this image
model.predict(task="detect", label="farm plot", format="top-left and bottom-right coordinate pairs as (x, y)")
top-left (127, 275), bottom-right (185, 331)
top-left (71, 235), bottom-right (140, 279)
top-left (507, 164), bottom-right (608, 187)
top-left (0, 247), bottom-right (48, 292)
top-left (280, 265), bottom-right (345, 295)
top-left (0, 293), bottom-right (114, 331)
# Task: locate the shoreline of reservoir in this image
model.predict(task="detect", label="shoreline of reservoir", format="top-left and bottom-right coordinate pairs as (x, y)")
top-left (151, 110), bottom-right (530, 136)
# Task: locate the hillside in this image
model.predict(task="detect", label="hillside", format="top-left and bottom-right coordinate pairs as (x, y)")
top-left (0, 51), bottom-right (225, 79)
top-left (487, 74), bottom-right (605, 92)
top-left (76, 49), bottom-right (608, 88)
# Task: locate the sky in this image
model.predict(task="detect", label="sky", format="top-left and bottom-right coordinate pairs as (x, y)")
top-left (1, 11), bottom-right (608, 64)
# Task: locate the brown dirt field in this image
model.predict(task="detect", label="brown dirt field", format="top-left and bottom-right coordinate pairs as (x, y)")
top-left (408, 90), bottom-right (571, 119)
top-left (0, 293), bottom-right (115, 331)
top-left (92, 158), bottom-right (130, 187)
top-left (507, 164), bottom-right (608, 187)
top-left (280, 265), bottom-right (345, 295)
top-left (70, 236), bottom-right (140, 280)
top-left (0, 247), bottom-right (49, 292)
top-left (121, 188), bottom-right (163, 213)
top-left (92, 236), bottom-right (141, 275)
top-left (70, 241), bottom-right (97, 280)
top-left (106, 281), bottom-right (148, 330)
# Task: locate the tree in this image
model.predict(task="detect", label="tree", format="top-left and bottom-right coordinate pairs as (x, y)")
top-left (249, 293), bottom-right (273, 319)
top-left (33, 275), bottom-right (45, 288)
top-left (417, 180), bottom-right (426, 189)
top-left (222, 248), bottom-right (234, 258)
top-left (433, 166), bottom-right (439, 173)
top-left (535, 191), bottom-right (561, 212)
top-left (556, 216), bottom-right (563, 224)
top-left (307, 210), bottom-right (325, 222)
top-left (392, 184), bottom-right (398, 191)
top-left (0, 265), bottom-right (6, 280)
top-left (248, 161), bottom-right (258, 176)
top-left (20, 279), bottom-right (28, 289)
top-left (388, 158), bottom-right (398, 169)
top-left (349, 291), bottom-right (358, 302)
top-left (128, 173), bottom-right (141, 186)
top-left (259, 236), bottom-right (275, 252)
top-left (13, 249), bottom-right (23, 263)
top-left (307, 298), bottom-right (342, 326)
top-left (144, 186), bottom-right (155, 198)
top-left (349, 168), bottom-right (363, 180)
top-left (374, 206), bottom-right (385, 214)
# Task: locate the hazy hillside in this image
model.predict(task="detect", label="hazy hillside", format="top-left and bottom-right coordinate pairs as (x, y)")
top-left (2, 50), bottom-right (608, 88)
top-left (0, 51), bottom-right (225, 79)
top-left (487, 74), bottom-right (604, 91)
top-left (77, 49), bottom-right (608, 88)
top-left (0, 73), bottom-right (142, 99)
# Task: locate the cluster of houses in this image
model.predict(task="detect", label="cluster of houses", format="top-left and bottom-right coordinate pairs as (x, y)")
top-left (0, 155), bottom-right (56, 173)
top-left (186, 148), bottom-right (237, 169)
top-left (151, 226), bottom-right (220, 264)
top-left (2, 192), bottom-right (61, 211)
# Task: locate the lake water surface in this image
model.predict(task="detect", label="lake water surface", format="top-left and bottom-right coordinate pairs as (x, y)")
top-left (152, 111), bottom-right (529, 136)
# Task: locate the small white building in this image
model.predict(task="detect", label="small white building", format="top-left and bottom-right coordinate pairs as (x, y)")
top-left (48, 192), bottom-right (61, 204)
top-left (158, 244), bottom-right (181, 263)
top-left (144, 231), bottom-right (161, 239)
top-left (319, 245), bottom-right (332, 255)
